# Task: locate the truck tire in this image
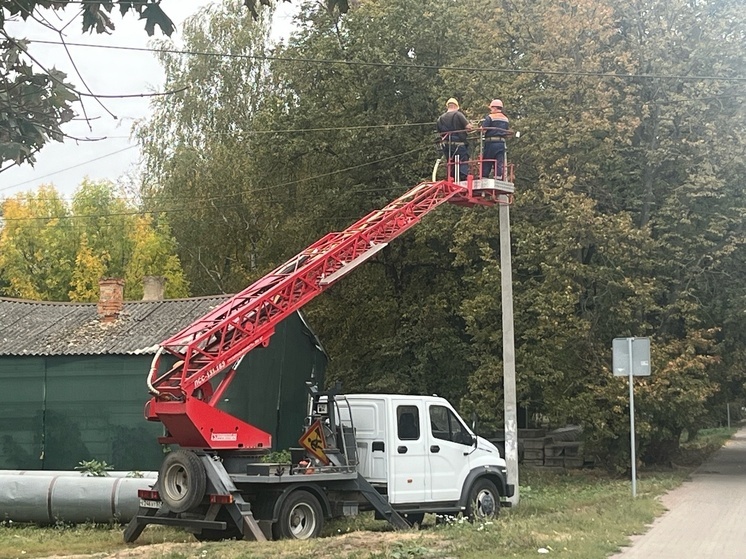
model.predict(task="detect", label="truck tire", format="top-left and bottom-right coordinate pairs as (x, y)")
top-left (272, 490), bottom-right (324, 540)
top-left (158, 450), bottom-right (206, 513)
top-left (465, 478), bottom-right (500, 521)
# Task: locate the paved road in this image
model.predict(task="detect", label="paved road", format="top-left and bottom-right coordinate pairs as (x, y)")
top-left (611, 425), bottom-right (746, 558)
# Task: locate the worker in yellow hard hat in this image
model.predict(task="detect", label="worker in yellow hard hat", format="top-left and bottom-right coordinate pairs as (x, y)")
top-left (436, 98), bottom-right (472, 181)
top-left (481, 99), bottom-right (510, 180)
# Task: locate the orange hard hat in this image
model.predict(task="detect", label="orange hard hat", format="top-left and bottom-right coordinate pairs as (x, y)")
top-left (490, 99), bottom-right (503, 108)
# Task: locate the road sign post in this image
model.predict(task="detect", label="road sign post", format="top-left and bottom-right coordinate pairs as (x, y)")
top-left (628, 338), bottom-right (637, 498)
top-left (612, 337), bottom-right (651, 498)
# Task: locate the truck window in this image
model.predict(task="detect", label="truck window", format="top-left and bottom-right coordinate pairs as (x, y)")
top-left (430, 405), bottom-right (471, 446)
top-left (396, 406), bottom-right (420, 440)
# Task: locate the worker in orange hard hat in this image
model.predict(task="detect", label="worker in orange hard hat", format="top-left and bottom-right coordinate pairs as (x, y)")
top-left (481, 99), bottom-right (509, 180)
top-left (436, 98), bottom-right (472, 181)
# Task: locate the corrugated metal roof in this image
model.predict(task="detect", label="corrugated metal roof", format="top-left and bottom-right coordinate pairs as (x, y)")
top-left (0, 296), bottom-right (232, 356)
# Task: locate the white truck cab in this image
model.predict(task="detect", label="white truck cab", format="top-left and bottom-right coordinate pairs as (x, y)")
top-left (339, 394), bottom-right (512, 517)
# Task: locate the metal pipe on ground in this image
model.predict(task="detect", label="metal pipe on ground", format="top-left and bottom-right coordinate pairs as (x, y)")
top-left (0, 473), bottom-right (155, 524)
top-left (0, 470), bottom-right (157, 478)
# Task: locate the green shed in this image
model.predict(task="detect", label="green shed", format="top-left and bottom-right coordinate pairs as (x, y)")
top-left (0, 287), bottom-right (327, 471)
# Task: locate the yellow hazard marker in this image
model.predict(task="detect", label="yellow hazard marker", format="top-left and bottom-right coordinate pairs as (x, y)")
top-left (299, 419), bottom-right (330, 465)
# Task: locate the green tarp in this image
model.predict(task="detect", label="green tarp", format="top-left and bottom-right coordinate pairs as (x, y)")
top-left (0, 315), bottom-right (326, 471)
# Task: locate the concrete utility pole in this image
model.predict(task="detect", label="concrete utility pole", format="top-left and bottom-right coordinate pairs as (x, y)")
top-left (499, 194), bottom-right (519, 505)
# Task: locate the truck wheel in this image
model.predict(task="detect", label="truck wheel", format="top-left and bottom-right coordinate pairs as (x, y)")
top-left (272, 490), bottom-right (324, 540)
top-left (159, 450), bottom-right (206, 513)
top-left (465, 478), bottom-right (500, 521)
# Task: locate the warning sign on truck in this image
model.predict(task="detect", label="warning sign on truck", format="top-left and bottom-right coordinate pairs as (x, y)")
top-left (299, 419), bottom-right (330, 465)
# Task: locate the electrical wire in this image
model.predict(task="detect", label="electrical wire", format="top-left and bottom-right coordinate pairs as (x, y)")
top-left (27, 39), bottom-right (746, 83)
top-left (12, 74), bottom-right (744, 193)
top-left (0, 145), bottom-right (138, 192)
top-left (4, 27), bottom-right (742, 205)
top-left (0, 144), bottom-right (435, 221)
top-left (0, 120), bottom-right (440, 193)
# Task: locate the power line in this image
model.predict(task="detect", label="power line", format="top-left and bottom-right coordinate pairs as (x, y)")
top-left (28, 39), bottom-right (746, 83)
top-left (1, 145), bottom-right (137, 192)
top-left (0, 122), bottom-right (438, 194)
top-left (0, 144), bottom-right (434, 221)
top-left (2, 32), bottom-right (186, 102)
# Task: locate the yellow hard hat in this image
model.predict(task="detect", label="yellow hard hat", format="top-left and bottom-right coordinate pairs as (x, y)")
top-left (446, 98), bottom-right (459, 108)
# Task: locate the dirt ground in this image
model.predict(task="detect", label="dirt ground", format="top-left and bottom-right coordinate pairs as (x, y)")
top-left (40, 531), bottom-right (449, 559)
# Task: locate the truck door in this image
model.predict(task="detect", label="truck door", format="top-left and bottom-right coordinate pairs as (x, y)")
top-left (427, 404), bottom-right (474, 502)
top-left (388, 401), bottom-right (428, 504)
top-left (343, 398), bottom-right (387, 483)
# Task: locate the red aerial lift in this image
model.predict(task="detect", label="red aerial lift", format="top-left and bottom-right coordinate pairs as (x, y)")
top-left (126, 145), bottom-right (515, 543)
top-left (144, 158), bottom-right (513, 452)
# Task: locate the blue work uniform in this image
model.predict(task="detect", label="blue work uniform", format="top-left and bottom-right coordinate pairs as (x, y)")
top-left (481, 112), bottom-right (509, 179)
top-left (437, 109), bottom-right (470, 181)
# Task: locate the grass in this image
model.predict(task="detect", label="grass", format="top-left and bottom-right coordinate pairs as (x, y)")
top-left (0, 427), bottom-right (735, 559)
top-left (435, 469), bottom-right (683, 559)
top-left (675, 426), bottom-right (736, 465)
top-left (0, 523), bottom-right (191, 559)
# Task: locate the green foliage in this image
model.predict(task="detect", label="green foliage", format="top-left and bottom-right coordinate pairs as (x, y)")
top-left (242, 0), bottom-right (350, 19)
top-left (0, 180), bottom-right (189, 301)
top-left (0, 1), bottom-right (175, 168)
top-left (0, 39), bottom-right (77, 167)
top-left (247, 0), bottom-right (480, 402)
top-left (69, 234), bottom-right (109, 302)
top-left (74, 459), bottom-right (113, 477)
top-left (123, 215), bottom-right (189, 299)
top-left (454, 0), bottom-right (745, 465)
top-left (260, 449), bottom-right (292, 463)
top-left (0, 185), bottom-right (75, 299)
top-left (137, 0), bottom-right (276, 295)
top-left (135, 0), bottom-right (745, 468)
top-left (0, 1), bottom-right (175, 36)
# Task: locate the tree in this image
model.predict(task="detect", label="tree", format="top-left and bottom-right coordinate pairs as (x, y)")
top-left (0, 185), bottom-right (74, 300)
top-left (138, 0), bottom-right (485, 401)
top-left (124, 215), bottom-right (189, 300)
top-left (397, 0), bottom-right (743, 463)
top-left (242, 0), bottom-right (350, 18)
top-left (69, 234), bottom-right (108, 302)
top-left (0, 39), bottom-right (78, 168)
top-left (0, 0), bottom-right (353, 171)
top-left (0, 1), bottom-right (175, 169)
top-left (137, 0), bottom-right (276, 295)
top-left (133, 0), bottom-right (744, 467)
top-left (0, 180), bottom-right (189, 301)
top-left (245, 0), bottom-right (486, 402)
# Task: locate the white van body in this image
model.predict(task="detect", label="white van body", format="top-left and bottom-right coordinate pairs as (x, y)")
top-left (338, 394), bottom-right (509, 508)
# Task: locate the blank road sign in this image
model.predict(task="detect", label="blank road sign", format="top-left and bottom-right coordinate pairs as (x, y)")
top-left (612, 337), bottom-right (651, 376)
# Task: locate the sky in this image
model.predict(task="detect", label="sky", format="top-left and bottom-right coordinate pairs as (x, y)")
top-left (0, 1), bottom-right (295, 200)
